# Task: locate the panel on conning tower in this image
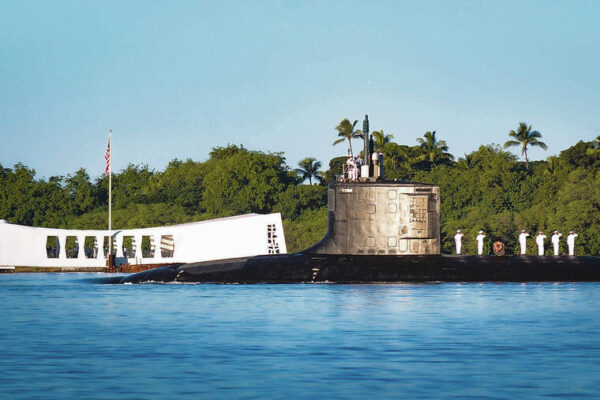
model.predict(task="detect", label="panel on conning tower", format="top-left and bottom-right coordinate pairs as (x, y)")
top-left (406, 194), bottom-right (430, 238)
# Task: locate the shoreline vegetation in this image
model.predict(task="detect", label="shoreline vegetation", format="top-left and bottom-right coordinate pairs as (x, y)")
top-left (1, 124), bottom-right (599, 255)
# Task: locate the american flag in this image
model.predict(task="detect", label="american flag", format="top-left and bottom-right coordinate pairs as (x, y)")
top-left (105, 138), bottom-right (111, 175)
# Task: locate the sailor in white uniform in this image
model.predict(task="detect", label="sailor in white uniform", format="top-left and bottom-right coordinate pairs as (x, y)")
top-left (567, 231), bottom-right (578, 256)
top-left (454, 230), bottom-right (464, 255)
top-left (551, 231), bottom-right (562, 256)
top-left (476, 231), bottom-right (486, 255)
top-left (518, 230), bottom-right (529, 255)
top-left (536, 231), bottom-right (547, 256)
top-left (355, 154), bottom-right (363, 179)
top-left (346, 156), bottom-right (356, 181)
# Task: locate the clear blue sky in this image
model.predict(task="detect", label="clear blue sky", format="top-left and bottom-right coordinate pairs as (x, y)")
top-left (1, 0), bottom-right (599, 179)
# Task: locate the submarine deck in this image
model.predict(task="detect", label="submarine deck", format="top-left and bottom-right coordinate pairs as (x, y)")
top-left (119, 253), bottom-right (600, 284)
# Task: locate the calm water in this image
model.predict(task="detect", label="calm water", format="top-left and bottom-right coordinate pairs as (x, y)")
top-left (1, 274), bottom-right (599, 399)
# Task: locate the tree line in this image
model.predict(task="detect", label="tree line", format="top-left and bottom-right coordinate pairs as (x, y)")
top-left (1, 122), bottom-right (599, 255)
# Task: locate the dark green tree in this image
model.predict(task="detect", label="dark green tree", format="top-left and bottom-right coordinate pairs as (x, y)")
top-left (457, 153), bottom-right (480, 170)
top-left (545, 156), bottom-right (560, 176)
top-left (416, 131), bottom-right (453, 165)
top-left (321, 156), bottom-right (348, 184)
top-left (64, 168), bottom-right (97, 215)
top-left (586, 136), bottom-right (600, 157)
top-left (154, 158), bottom-right (206, 215)
top-left (274, 185), bottom-right (326, 220)
top-left (371, 130), bottom-right (394, 152)
top-left (201, 145), bottom-right (295, 216)
top-left (295, 157), bottom-right (323, 185)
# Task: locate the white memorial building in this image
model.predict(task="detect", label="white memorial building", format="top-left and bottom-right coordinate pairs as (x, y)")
top-left (0, 214), bottom-right (286, 269)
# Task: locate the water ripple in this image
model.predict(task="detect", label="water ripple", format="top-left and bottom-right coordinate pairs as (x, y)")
top-left (1, 274), bottom-right (599, 399)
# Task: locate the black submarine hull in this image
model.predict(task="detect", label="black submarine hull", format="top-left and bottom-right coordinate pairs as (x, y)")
top-left (119, 253), bottom-right (600, 284)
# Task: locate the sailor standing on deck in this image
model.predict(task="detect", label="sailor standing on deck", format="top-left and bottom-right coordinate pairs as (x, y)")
top-left (454, 230), bottom-right (464, 255)
top-left (551, 231), bottom-right (562, 256)
top-left (536, 231), bottom-right (547, 256)
top-left (346, 156), bottom-right (356, 181)
top-left (476, 231), bottom-right (486, 255)
top-left (518, 230), bottom-right (529, 255)
top-left (567, 231), bottom-right (578, 256)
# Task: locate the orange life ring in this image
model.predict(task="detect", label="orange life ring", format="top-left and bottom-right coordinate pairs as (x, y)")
top-left (493, 241), bottom-right (505, 256)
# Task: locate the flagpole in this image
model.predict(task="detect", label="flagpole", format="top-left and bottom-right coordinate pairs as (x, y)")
top-left (108, 129), bottom-right (112, 266)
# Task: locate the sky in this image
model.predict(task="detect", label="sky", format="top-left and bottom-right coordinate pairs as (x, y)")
top-left (1, 0), bottom-right (599, 179)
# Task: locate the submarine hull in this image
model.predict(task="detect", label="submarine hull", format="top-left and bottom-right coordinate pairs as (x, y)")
top-left (119, 254), bottom-right (600, 284)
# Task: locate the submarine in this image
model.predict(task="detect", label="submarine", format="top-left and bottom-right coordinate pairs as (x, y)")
top-left (120, 180), bottom-right (600, 284)
top-left (120, 117), bottom-right (600, 284)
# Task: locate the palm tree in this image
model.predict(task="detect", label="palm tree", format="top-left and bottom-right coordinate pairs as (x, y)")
top-left (295, 157), bottom-right (322, 185)
top-left (503, 122), bottom-right (547, 170)
top-left (371, 130), bottom-right (394, 152)
top-left (417, 131), bottom-right (452, 163)
top-left (333, 119), bottom-right (363, 157)
top-left (457, 153), bottom-right (479, 170)
top-left (382, 142), bottom-right (410, 171)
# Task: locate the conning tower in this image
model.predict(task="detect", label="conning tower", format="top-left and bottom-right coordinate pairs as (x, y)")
top-left (307, 114), bottom-right (441, 256)
top-left (307, 181), bottom-right (441, 255)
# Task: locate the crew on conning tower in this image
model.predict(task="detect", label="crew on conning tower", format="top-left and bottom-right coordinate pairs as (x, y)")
top-left (340, 115), bottom-right (385, 182)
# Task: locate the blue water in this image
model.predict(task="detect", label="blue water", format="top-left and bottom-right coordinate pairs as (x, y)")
top-left (1, 274), bottom-right (600, 399)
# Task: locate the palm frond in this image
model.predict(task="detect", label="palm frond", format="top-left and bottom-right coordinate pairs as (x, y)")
top-left (529, 130), bottom-right (542, 139)
top-left (530, 141), bottom-right (548, 150)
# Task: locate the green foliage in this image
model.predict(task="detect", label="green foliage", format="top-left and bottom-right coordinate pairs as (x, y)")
top-left (371, 130), bottom-right (394, 152)
top-left (416, 131), bottom-right (454, 165)
top-left (295, 157), bottom-right (323, 185)
top-left (274, 185), bottom-right (326, 220)
top-left (457, 153), bottom-right (480, 170)
top-left (111, 164), bottom-right (157, 208)
top-left (382, 143), bottom-right (419, 180)
top-left (283, 208), bottom-right (328, 253)
top-left (560, 140), bottom-right (599, 169)
top-left (321, 156), bottom-right (347, 184)
top-left (1, 132), bottom-right (599, 256)
top-left (201, 145), bottom-right (295, 216)
top-left (154, 159), bottom-right (206, 214)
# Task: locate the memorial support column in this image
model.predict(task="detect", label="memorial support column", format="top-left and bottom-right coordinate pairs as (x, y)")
top-left (135, 234), bottom-right (143, 262)
top-left (115, 234), bottom-right (123, 258)
top-left (154, 235), bottom-right (162, 259)
top-left (78, 236), bottom-right (86, 259)
top-left (57, 235), bottom-right (66, 260)
top-left (96, 235), bottom-right (103, 259)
